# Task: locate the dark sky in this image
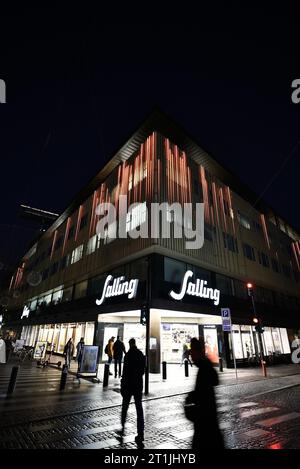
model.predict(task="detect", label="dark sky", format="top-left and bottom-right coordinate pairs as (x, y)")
top-left (0, 4), bottom-right (300, 283)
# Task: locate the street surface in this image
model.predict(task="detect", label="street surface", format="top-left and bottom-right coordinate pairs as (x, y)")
top-left (1, 361), bottom-right (300, 449)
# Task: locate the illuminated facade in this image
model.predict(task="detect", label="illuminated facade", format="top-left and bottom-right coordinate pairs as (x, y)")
top-left (2, 111), bottom-right (300, 371)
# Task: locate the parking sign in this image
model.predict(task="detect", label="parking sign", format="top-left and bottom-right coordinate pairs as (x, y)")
top-left (221, 308), bottom-right (231, 332)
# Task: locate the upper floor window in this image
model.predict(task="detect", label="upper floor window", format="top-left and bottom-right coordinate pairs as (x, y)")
top-left (243, 243), bottom-right (256, 261)
top-left (68, 225), bottom-right (75, 240)
top-left (126, 202), bottom-right (147, 232)
top-left (71, 244), bottom-right (84, 264)
top-left (223, 233), bottom-right (239, 253)
top-left (258, 251), bottom-right (270, 268)
top-left (79, 214), bottom-right (88, 231)
top-left (237, 210), bottom-right (251, 230)
top-left (271, 258), bottom-right (280, 273)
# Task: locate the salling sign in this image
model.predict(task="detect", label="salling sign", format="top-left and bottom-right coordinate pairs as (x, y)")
top-left (169, 270), bottom-right (221, 305)
top-left (96, 275), bottom-right (139, 306)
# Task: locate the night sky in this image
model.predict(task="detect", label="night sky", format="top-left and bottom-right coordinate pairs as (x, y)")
top-left (0, 4), bottom-right (300, 285)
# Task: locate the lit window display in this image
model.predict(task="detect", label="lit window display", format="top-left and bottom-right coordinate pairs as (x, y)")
top-left (204, 326), bottom-right (219, 363)
top-left (161, 323), bottom-right (198, 363)
top-left (21, 322), bottom-right (95, 356)
top-left (231, 326), bottom-right (244, 359)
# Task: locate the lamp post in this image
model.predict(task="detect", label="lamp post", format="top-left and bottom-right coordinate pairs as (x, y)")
top-left (247, 283), bottom-right (266, 376)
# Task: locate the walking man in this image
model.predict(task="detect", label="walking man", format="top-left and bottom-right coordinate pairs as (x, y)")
top-left (113, 336), bottom-right (126, 378)
top-left (119, 338), bottom-right (146, 447)
top-left (64, 338), bottom-right (74, 368)
top-left (76, 337), bottom-right (85, 375)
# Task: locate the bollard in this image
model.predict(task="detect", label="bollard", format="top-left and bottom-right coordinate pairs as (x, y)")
top-left (184, 360), bottom-right (189, 377)
top-left (103, 363), bottom-right (110, 387)
top-left (162, 361), bottom-right (167, 380)
top-left (261, 360), bottom-right (267, 378)
top-left (7, 366), bottom-right (19, 395)
top-left (59, 364), bottom-right (68, 391)
top-left (219, 357), bottom-right (223, 372)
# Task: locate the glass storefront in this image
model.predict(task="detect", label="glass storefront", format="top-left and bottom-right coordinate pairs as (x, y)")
top-left (21, 322), bottom-right (95, 356)
top-left (230, 324), bottom-right (291, 359)
top-left (161, 323), bottom-right (199, 363)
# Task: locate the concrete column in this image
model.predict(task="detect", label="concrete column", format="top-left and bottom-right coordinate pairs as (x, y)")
top-left (149, 308), bottom-right (161, 373)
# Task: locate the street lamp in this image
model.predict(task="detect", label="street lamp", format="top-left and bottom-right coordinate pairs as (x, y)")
top-left (246, 282), bottom-right (267, 376)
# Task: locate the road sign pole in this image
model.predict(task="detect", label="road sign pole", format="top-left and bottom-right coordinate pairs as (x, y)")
top-left (230, 328), bottom-right (238, 381)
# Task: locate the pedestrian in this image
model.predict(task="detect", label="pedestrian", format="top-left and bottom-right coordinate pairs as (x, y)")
top-left (0, 336), bottom-right (6, 364)
top-left (4, 336), bottom-right (13, 363)
top-left (118, 338), bottom-right (146, 447)
top-left (180, 343), bottom-right (193, 367)
top-left (104, 336), bottom-right (115, 375)
top-left (184, 337), bottom-right (224, 449)
top-left (76, 337), bottom-right (85, 374)
top-left (113, 336), bottom-right (126, 378)
top-left (64, 338), bottom-right (74, 368)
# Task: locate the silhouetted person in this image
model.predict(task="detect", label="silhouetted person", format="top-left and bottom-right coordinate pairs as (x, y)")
top-left (185, 337), bottom-right (224, 449)
top-left (180, 343), bottom-right (193, 367)
top-left (119, 338), bottom-right (146, 447)
top-left (113, 336), bottom-right (126, 378)
top-left (64, 338), bottom-right (74, 368)
top-left (76, 337), bottom-right (85, 374)
top-left (105, 337), bottom-right (115, 375)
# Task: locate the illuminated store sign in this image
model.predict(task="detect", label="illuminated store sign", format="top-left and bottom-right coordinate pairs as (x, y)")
top-left (169, 270), bottom-right (220, 305)
top-left (21, 305), bottom-right (30, 319)
top-left (96, 275), bottom-right (139, 306)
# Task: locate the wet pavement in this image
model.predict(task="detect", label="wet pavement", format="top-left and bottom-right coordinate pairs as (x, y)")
top-left (1, 360), bottom-right (300, 449)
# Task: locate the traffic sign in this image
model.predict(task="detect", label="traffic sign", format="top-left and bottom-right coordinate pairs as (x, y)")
top-left (221, 308), bottom-right (231, 332)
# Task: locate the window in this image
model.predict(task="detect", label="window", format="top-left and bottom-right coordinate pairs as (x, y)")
top-left (42, 268), bottom-right (49, 281)
top-left (237, 210), bottom-right (251, 230)
top-left (243, 243), bottom-right (256, 261)
top-left (164, 257), bottom-right (186, 283)
top-left (71, 244), bottom-right (84, 264)
top-left (86, 235), bottom-right (98, 255)
top-left (50, 262), bottom-right (58, 276)
top-left (282, 264), bottom-right (291, 278)
top-left (252, 220), bottom-right (262, 232)
top-left (52, 289), bottom-right (63, 304)
top-left (271, 258), bottom-right (280, 273)
top-left (55, 236), bottom-right (63, 250)
top-left (74, 280), bottom-right (88, 299)
top-left (62, 286), bottom-right (73, 302)
top-left (257, 251), bottom-right (269, 268)
top-left (215, 274), bottom-right (232, 296)
top-left (79, 214), bottom-right (88, 231)
top-left (223, 233), bottom-right (239, 253)
top-left (68, 225), bottom-right (75, 240)
top-left (126, 202), bottom-right (147, 232)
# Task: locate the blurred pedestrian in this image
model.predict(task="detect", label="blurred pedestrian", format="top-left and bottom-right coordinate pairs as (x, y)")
top-left (76, 337), bottom-right (85, 374)
top-left (180, 343), bottom-right (193, 367)
top-left (0, 336), bottom-right (6, 364)
top-left (113, 336), bottom-right (126, 378)
top-left (119, 338), bottom-right (146, 447)
top-left (4, 336), bottom-right (13, 363)
top-left (104, 336), bottom-right (115, 375)
top-left (184, 337), bottom-right (224, 449)
top-left (64, 338), bottom-right (74, 368)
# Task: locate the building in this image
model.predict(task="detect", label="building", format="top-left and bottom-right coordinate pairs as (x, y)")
top-left (2, 111), bottom-right (300, 376)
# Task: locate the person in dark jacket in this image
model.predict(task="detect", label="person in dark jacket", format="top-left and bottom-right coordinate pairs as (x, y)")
top-left (64, 338), bottom-right (74, 368)
top-left (119, 338), bottom-right (146, 447)
top-left (113, 336), bottom-right (126, 378)
top-left (76, 337), bottom-right (85, 374)
top-left (185, 337), bottom-right (224, 449)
